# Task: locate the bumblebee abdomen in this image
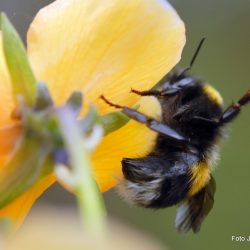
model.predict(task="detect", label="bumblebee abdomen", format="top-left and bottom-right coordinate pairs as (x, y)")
top-left (149, 169), bottom-right (190, 208)
top-left (120, 155), bottom-right (194, 209)
top-left (188, 161), bottom-right (211, 197)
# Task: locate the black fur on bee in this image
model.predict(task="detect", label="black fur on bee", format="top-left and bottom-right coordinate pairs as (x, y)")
top-left (100, 39), bottom-right (250, 233)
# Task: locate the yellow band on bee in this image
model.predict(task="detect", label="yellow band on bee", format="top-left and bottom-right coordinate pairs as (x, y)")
top-left (203, 84), bottom-right (223, 106)
top-left (188, 162), bottom-right (210, 197)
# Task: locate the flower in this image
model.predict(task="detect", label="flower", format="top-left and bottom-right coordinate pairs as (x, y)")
top-left (0, 0), bottom-right (185, 228)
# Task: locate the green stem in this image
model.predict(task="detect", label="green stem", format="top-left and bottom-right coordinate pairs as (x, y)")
top-left (57, 107), bottom-right (107, 237)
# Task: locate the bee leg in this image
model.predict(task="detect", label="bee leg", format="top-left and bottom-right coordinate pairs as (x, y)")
top-left (130, 88), bottom-right (163, 97)
top-left (192, 116), bottom-right (219, 126)
top-left (131, 87), bottom-right (179, 97)
top-left (220, 89), bottom-right (250, 124)
top-left (100, 95), bottom-right (188, 144)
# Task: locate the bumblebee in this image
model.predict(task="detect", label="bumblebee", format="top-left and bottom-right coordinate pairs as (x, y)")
top-left (100, 39), bottom-right (250, 233)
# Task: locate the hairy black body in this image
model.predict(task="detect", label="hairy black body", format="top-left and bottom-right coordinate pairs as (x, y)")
top-left (100, 41), bottom-right (250, 233)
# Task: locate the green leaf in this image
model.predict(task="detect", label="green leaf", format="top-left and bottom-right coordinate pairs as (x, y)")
top-left (0, 135), bottom-right (52, 208)
top-left (98, 104), bottom-right (140, 136)
top-left (99, 111), bottom-right (130, 136)
top-left (1, 13), bottom-right (36, 106)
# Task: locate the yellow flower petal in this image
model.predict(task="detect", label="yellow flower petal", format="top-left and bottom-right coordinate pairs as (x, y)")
top-left (0, 34), bottom-right (15, 127)
top-left (27, 0), bottom-right (185, 192)
top-left (0, 174), bottom-right (55, 230)
top-left (0, 33), bottom-right (54, 226)
top-left (0, 124), bottom-right (56, 228)
top-left (92, 96), bottom-right (161, 191)
top-left (28, 0), bottom-right (185, 113)
top-left (0, 0), bottom-right (186, 226)
top-left (0, 124), bottom-right (22, 165)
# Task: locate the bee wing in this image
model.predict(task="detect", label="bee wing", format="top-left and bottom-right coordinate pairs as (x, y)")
top-left (175, 175), bottom-right (216, 234)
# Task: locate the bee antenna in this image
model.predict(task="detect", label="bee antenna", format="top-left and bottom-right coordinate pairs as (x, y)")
top-left (189, 37), bottom-right (206, 70)
top-left (177, 38), bottom-right (206, 78)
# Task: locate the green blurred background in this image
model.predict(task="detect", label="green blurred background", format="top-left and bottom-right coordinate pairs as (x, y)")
top-left (1, 0), bottom-right (250, 249)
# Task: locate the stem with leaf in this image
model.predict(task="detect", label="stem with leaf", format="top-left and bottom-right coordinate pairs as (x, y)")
top-left (57, 107), bottom-right (107, 237)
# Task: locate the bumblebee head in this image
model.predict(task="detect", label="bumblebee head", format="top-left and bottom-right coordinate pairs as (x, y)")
top-left (158, 74), bottom-right (225, 149)
top-left (161, 73), bottom-right (223, 117)
top-left (160, 70), bottom-right (222, 105)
